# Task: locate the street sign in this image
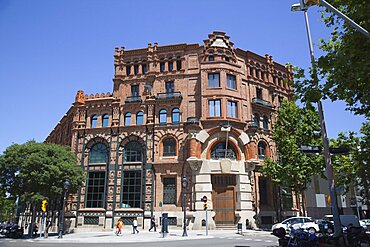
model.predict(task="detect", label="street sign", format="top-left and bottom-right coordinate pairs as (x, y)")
top-left (300, 145), bottom-right (321, 153)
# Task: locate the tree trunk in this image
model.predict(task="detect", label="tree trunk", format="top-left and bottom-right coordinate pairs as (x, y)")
top-left (301, 191), bottom-right (307, 217)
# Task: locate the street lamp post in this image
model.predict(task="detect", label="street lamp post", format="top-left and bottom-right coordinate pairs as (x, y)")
top-left (291, 4), bottom-right (342, 237)
top-left (58, 179), bottom-right (71, 239)
top-left (182, 175), bottom-right (188, 237)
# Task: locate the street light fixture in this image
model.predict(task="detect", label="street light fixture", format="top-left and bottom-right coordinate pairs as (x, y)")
top-left (58, 179), bottom-right (71, 239)
top-left (291, 2), bottom-right (343, 237)
top-left (182, 175), bottom-right (188, 237)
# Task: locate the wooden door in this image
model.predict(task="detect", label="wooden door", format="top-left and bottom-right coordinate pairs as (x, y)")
top-left (212, 175), bottom-right (236, 225)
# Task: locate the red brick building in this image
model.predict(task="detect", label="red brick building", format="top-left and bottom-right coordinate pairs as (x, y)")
top-left (46, 31), bottom-right (296, 231)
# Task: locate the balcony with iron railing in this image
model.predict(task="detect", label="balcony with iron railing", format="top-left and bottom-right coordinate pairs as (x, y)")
top-left (156, 92), bottom-right (182, 101)
top-left (125, 96), bottom-right (142, 103)
top-left (251, 98), bottom-right (273, 108)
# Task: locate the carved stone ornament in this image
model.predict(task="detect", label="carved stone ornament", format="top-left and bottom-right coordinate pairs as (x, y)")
top-left (245, 159), bottom-right (259, 171)
top-left (187, 157), bottom-right (202, 171)
top-left (220, 159), bottom-right (232, 173)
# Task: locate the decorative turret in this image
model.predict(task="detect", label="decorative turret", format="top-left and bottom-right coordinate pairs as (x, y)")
top-left (75, 90), bottom-right (85, 104)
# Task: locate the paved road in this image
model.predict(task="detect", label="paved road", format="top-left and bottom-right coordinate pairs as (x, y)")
top-left (0, 229), bottom-right (280, 247)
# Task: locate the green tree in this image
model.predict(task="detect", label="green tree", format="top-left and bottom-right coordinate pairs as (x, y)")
top-left (317, 1), bottom-right (370, 117)
top-left (331, 121), bottom-right (370, 211)
top-left (0, 141), bottom-right (83, 205)
top-left (260, 100), bottom-right (323, 215)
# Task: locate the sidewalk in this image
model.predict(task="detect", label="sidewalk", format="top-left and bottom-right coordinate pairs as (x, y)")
top-left (25, 229), bottom-right (271, 243)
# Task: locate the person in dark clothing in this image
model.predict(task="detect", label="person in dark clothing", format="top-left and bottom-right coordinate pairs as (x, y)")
top-left (149, 217), bottom-right (156, 232)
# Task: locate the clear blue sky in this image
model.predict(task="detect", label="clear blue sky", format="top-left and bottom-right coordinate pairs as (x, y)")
top-left (0, 0), bottom-right (365, 154)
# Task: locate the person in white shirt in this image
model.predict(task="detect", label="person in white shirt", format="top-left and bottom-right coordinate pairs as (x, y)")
top-left (132, 218), bottom-right (139, 234)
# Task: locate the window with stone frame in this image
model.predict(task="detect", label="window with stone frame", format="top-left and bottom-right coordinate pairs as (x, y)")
top-left (86, 171), bottom-right (106, 208)
top-left (171, 108), bottom-right (180, 124)
top-left (131, 85), bottom-right (139, 97)
top-left (142, 63), bottom-right (147, 74)
top-left (163, 177), bottom-right (176, 205)
top-left (136, 111), bottom-right (144, 125)
top-left (91, 115), bottom-right (98, 128)
top-left (159, 109), bottom-right (167, 125)
top-left (256, 87), bottom-right (263, 99)
top-left (168, 61), bottom-right (173, 72)
top-left (102, 114), bottom-right (109, 128)
top-left (123, 141), bottom-right (142, 162)
top-left (124, 112), bottom-right (132, 126)
top-left (227, 100), bottom-right (237, 118)
top-left (160, 60), bottom-right (165, 72)
top-left (259, 177), bottom-right (268, 205)
top-left (258, 141), bottom-right (267, 159)
top-left (163, 138), bottom-right (176, 156)
top-left (126, 65), bottom-right (131, 75)
top-left (210, 141), bottom-right (237, 160)
top-left (208, 73), bottom-right (220, 88)
top-left (262, 116), bottom-right (269, 129)
top-left (208, 99), bottom-right (221, 117)
top-left (88, 143), bottom-right (108, 164)
top-left (176, 59), bottom-right (182, 70)
top-left (121, 169), bottom-right (142, 208)
top-left (226, 74), bottom-right (236, 89)
top-left (134, 64), bottom-right (139, 75)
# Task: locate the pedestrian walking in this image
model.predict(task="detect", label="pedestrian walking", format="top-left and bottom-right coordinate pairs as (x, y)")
top-left (44, 217), bottom-right (52, 238)
top-left (132, 218), bottom-right (139, 234)
top-left (149, 216), bottom-right (156, 232)
top-left (116, 219), bottom-right (123, 236)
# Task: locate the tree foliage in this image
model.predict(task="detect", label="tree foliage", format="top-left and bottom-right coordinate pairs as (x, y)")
top-left (260, 100), bottom-right (324, 195)
top-left (0, 141), bottom-right (83, 204)
top-left (331, 120), bottom-right (370, 204)
top-left (317, 0), bottom-right (370, 117)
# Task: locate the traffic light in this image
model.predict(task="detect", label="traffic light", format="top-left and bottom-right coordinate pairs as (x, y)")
top-left (41, 199), bottom-right (48, 212)
top-left (305, 0), bottom-right (319, 6)
top-left (203, 202), bottom-right (208, 210)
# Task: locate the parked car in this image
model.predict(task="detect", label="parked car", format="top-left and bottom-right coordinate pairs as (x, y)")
top-left (360, 219), bottom-right (370, 231)
top-left (271, 217), bottom-right (320, 236)
top-left (324, 214), bottom-right (367, 230)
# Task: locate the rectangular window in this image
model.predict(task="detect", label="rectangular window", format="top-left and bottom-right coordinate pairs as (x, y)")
top-left (256, 88), bottom-right (263, 99)
top-left (163, 177), bottom-right (176, 204)
top-left (259, 178), bottom-right (268, 205)
top-left (176, 60), bottom-right (182, 70)
top-left (160, 61), bottom-right (165, 72)
top-left (208, 99), bottom-right (221, 117)
top-left (165, 81), bottom-right (174, 93)
top-left (142, 64), bottom-right (147, 74)
top-left (261, 71), bottom-right (265, 81)
top-left (249, 67), bottom-right (254, 76)
top-left (131, 85), bottom-right (139, 97)
top-left (208, 73), bottom-right (220, 88)
top-left (126, 65), bottom-right (131, 75)
top-left (86, 172), bottom-right (105, 208)
top-left (281, 187), bottom-right (293, 209)
top-left (168, 61), bottom-right (173, 72)
top-left (227, 101), bottom-right (237, 118)
top-left (226, 74), bottom-right (236, 89)
top-left (122, 170), bottom-right (142, 208)
top-left (134, 65), bottom-right (139, 75)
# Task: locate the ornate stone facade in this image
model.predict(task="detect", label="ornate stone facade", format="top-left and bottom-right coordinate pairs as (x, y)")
top-left (46, 31), bottom-right (298, 231)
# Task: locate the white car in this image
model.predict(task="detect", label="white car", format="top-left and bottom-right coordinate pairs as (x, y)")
top-left (272, 217), bottom-right (320, 235)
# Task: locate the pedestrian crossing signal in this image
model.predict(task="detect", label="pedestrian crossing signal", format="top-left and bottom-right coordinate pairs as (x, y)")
top-left (203, 202), bottom-right (208, 210)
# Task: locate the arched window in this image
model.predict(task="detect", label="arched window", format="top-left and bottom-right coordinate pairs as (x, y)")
top-left (210, 141), bottom-right (237, 160)
top-left (159, 109), bottom-right (167, 125)
top-left (163, 138), bottom-right (176, 156)
top-left (123, 141), bottom-right (142, 162)
top-left (171, 108), bottom-right (180, 124)
top-left (262, 116), bottom-right (269, 129)
top-left (136, 111), bottom-right (144, 125)
top-left (253, 113), bottom-right (260, 128)
top-left (258, 142), bottom-right (267, 159)
top-left (124, 112), bottom-right (131, 126)
top-left (91, 115), bottom-right (98, 128)
top-left (102, 114), bottom-right (109, 128)
top-left (89, 143), bottom-right (108, 164)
